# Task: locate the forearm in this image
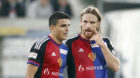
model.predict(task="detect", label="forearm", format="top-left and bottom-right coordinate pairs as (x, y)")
top-left (100, 43), bottom-right (120, 72)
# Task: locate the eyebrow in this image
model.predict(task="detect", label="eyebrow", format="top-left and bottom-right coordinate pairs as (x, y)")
top-left (83, 20), bottom-right (95, 22)
top-left (61, 24), bottom-right (70, 26)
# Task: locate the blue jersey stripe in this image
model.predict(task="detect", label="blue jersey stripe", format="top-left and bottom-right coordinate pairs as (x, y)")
top-left (27, 61), bottom-right (40, 67)
top-left (59, 44), bottom-right (68, 78)
top-left (90, 40), bottom-right (108, 78)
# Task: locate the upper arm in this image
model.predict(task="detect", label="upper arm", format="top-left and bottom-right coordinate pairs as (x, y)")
top-left (26, 37), bottom-right (48, 77)
top-left (26, 64), bottom-right (39, 78)
top-left (26, 42), bottom-right (42, 78)
top-left (26, 41), bottom-right (47, 74)
top-left (27, 42), bottom-right (42, 67)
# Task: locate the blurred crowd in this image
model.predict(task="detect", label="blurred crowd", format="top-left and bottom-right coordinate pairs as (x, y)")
top-left (0, 0), bottom-right (73, 18)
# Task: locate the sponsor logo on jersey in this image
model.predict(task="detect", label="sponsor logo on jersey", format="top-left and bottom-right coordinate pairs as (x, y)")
top-left (51, 72), bottom-right (63, 76)
top-left (86, 65), bottom-right (105, 71)
top-left (44, 68), bottom-right (50, 75)
top-left (58, 57), bottom-right (63, 67)
top-left (28, 52), bottom-right (38, 59)
top-left (78, 64), bottom-right (84, 72)
top-left (91, 43), bottom-right (99, 48)
top-left (51, 52), bottom-right (56, 56)
top-left (88, 52), bottom-right (96, 62)
top-left (78, 65), bottom-right (106, 72)
top-left (60, 49), bottom-right (68, 55)
top-left (91, 42), bottom-right (107, 48)
top-left (44, 68), bottom-right (63, 76)
top-left (78, 48), bottom-right (84, 52)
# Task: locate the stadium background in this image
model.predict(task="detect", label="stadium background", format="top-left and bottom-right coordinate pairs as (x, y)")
top-left (0, 0), bottom-right (140, 78)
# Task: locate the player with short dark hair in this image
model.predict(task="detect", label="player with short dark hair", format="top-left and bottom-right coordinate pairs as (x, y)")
top-left (26, 11), bottom-right (70, 78)
top-left (66, 6), bottom-right (120, 78)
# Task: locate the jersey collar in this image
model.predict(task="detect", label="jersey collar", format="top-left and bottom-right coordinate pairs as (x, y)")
top-left (78, 34), bottom-right (90, 42)
top-left (78, 34), bottom-right (96, 44)
top-left (48, 35), bottom-right (62, 46)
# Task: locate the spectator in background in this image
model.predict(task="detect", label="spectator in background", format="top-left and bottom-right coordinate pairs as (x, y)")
top-left (0, 0), bottom-right (2, 15)
top-left (30, 0), bottom-right (36, 2)
top-left (28, 0), bottom-right (54, 18)
top-left (53, 0), bottom-right (73, 17)
top-left (0, 0), bottom-right (25, 18)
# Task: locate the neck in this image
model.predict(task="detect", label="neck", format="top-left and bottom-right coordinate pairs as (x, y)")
top-left (81, 33), bottom-right (91, 40)
top-left (49, 34), bottom-right (62, 45)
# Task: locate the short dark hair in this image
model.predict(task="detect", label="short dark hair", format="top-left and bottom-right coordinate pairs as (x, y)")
top-left (49, 11), bottom-right (70, 27)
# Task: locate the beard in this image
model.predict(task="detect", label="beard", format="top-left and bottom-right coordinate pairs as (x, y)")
top-left (82, 29), bottom-right (94, 39)
top-left (81, 26), bottom-right (99, 39)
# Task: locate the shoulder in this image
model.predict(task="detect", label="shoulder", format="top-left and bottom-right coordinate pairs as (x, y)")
top-left (29, 1), bottom-right (39, 8)
top-left (65, 35), bottom-right (79, 45)
top-left (103, 37), bottom-right (114, 51)
top-left (33, 35), bottom-right (50, 50)
top-left (103, 37), bottom-right (112, 45)
top-left (67, 35), bottom-right (79, 43)
top-left (103, 37), bottom-right (110, 42)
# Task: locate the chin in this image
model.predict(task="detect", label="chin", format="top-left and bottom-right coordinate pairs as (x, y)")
top-left (85, 33), bottom-right (92, 37)
top-left (84, 35), bottom-right (92, 39)
top-left (62, 37), bottom-right (67, 40)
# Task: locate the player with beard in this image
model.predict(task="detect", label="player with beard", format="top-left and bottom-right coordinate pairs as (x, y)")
top-left (66, 6), bottom-right (120, 78)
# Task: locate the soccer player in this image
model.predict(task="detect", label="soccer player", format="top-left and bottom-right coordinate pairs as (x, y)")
top-left (66, 6), bottom-right (120, 78)
top-left (26, 12), bottom-right (70, 78)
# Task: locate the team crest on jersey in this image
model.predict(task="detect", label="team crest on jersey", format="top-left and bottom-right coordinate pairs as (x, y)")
top-left (58, 58), bottom-right (63, 67)
top-left (88, 52), bottom-right (96, 62)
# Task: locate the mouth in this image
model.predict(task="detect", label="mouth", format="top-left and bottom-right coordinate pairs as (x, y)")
top-left (64, 32), bottom-right (68, 36)
top-left (85, 30), bottom-right (92, 33)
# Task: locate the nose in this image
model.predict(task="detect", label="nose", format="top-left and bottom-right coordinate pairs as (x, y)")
top-left (65, 26), bottom-right (69, 31)
top-left (86, 23), bottom-right (92, 28)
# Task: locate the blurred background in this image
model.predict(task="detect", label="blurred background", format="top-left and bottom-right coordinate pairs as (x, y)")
top-left (0, 0), bottom-right (140, 78)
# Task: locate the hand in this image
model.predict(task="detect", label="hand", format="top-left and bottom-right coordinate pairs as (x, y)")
top-left (90, 29), bottom-right (105, 46)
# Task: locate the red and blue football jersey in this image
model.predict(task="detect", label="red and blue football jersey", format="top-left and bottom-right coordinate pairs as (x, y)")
top-left (66, 34), bottom-right (116, 78)
top-left (27, 35), bottom-right (68, 78)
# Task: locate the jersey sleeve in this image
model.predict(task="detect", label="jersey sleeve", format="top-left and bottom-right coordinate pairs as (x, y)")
top-left (27, 42), bottom-right (45, 67)
top-left (66, 39), bottom-right (75, 66)
top-left (65, 40), bottom-right (71, 66)
top-left (104, 38), bottom-right (117, 56)
top-left (65, 39), bottom-right (77, 78)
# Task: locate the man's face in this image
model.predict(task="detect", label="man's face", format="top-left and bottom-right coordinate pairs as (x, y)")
top-left (40, 0), bottom-right (49, 6)
top-left (81, 13), bottom-right (99, 39)
top-left (51, 19), bottom-right (70, 41)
